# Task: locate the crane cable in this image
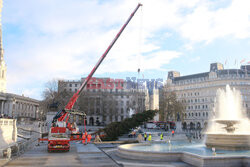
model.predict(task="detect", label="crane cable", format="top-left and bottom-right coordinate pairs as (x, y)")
top-left (137, 5), bottom-right (143, 113)
top-left (137, 4), bottom-right (143, 79)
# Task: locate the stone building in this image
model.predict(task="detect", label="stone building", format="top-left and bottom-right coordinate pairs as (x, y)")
top-left (162, 62), bottom-right (250, 131)
top-left (58, 77), bottom-right (147, 125)
top-left (145, 81), bottom-right (160, 121)
top-left (0, 93), bottom-right (40, 120)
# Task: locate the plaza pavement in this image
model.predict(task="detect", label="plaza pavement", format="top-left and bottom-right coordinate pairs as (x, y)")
top-left (1, 141), bottom-right (193, 167)
top-left (0, 127), bottom-right (194, 167)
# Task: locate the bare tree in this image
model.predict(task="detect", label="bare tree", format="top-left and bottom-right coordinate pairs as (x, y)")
top-left (159, 89), bottom-right (185, 122)
top-left (40, 79), bottom-right (73, 114)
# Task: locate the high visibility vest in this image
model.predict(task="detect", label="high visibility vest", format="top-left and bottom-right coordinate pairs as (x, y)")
top-left (160, 134), bottom-right (163, 140)
top-left (144, 134), bottom-right (147, 138)
top-left (148, 135), bottom-right (151, 141)
top-left (87, 134), bottom-right (92, 142)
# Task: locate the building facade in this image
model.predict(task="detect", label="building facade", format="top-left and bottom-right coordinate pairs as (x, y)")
top-left (58, 77), bottom-right (147, 125)
top-left (0, 93), bottom-right (40, 120)
top-left (163, 63), bottom-right (250, 131)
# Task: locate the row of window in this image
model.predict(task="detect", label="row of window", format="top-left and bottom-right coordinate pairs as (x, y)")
top-left (186, 104), bottom-right (209, 110)
top-left (181, 98), bottom-right (210, 103)
top-left (68, 82), bottom-right (125, 88)
top-left (185, 112), bottom-right (209, 118)
top-left (17, 112), bottom-right (34, 117)
top-left (181, 92), bottom-right (200, 97)
top-left (175, 74), bottom-right (250, 85)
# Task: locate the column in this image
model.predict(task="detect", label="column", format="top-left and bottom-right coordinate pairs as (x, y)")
top-left (1, 100), bottom-right (3, 115)
top-left (9, 101), bottom-right (13, 117)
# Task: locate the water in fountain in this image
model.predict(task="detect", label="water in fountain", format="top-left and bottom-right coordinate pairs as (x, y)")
top-left (206, 85), bottom-right (250, 150)
top-left (207, 85), bottom-right (250, 134)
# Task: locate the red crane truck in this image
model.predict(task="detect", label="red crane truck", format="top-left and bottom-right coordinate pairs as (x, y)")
top-left (39, 3), bottom-right (142, 152)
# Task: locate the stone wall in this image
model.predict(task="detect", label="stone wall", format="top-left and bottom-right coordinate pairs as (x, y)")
top-left (0, 119), bottom-right (17, 148)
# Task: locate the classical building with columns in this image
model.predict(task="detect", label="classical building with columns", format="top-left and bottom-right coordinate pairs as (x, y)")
top-left (163, 63), bottom-right (250, 131)
top-left (0, 93), bottom-right (39, 120)
top-left (0, 0), bottom-right (40, 121)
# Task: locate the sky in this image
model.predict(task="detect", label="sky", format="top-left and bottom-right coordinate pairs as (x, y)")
top-left (2, 0), bottom-right (250, 100)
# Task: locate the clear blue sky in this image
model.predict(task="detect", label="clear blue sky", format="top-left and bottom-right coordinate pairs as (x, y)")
top-left (2, 0), bottom-right (250, 100)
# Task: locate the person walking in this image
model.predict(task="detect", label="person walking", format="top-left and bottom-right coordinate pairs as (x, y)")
top-left (148, 134), bottom-right (152, 142)
top-left (160, 132), bottom-right (164, 140)
top-left (144, 133), bottom-right (147, 141)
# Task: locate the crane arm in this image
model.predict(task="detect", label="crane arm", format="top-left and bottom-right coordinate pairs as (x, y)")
top-left (65, 3), bottom-right (142, 110)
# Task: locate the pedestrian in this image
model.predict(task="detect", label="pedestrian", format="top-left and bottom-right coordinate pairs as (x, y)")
top-left (94, 134), bottom-right (102, 143)
top-left (172, 130), bottom-right (175, 137)
top-left (144, 133), bottom-right (147, 141)
top-left (87, 134), bottom-right (92, 144)
top-left (160, 132), bottom-right (164, 140)
top-left (148, 134), bottom-right (152, 141)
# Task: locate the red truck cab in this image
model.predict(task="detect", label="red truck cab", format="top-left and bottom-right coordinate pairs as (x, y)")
top-left (48, 127), bottom-right (70, 152)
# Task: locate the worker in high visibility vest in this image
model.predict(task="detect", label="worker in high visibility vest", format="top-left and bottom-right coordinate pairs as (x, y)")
top-left (172, 130), bottom-right (175, 137)
top-left (82, 132), bottom-right (87, 145)
top-left (160, 133), bottom-right (164, 140)
top-left (144, 133), bottom-right (147, 141)
top-left (87, 134), bottom-right (92, 144)
top-left (148, 134), bottom-right (152, 141)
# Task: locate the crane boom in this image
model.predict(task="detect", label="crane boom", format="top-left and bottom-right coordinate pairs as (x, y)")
top-left (65, 3), bottom-right (142, 110)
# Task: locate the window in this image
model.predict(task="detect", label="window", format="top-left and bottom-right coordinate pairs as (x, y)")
top-left (75, 84), bottom-right (77, 87)
top-left (69, 83), bottom-right (72, 87)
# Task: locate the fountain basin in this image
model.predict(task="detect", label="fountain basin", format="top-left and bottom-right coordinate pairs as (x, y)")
top-left (117, 142), bottom-right (250, 167)
top-left (206, 133), bottom-right (250, 150)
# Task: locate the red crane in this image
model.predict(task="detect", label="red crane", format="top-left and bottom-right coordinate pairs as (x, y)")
top-left (40, 3), bottom-right (142, 152)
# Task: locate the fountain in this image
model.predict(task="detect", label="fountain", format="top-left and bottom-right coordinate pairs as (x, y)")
top-left (205, 85), bottom-right (250, 150)
top-left (116, 85), bottom-right (250, 166)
